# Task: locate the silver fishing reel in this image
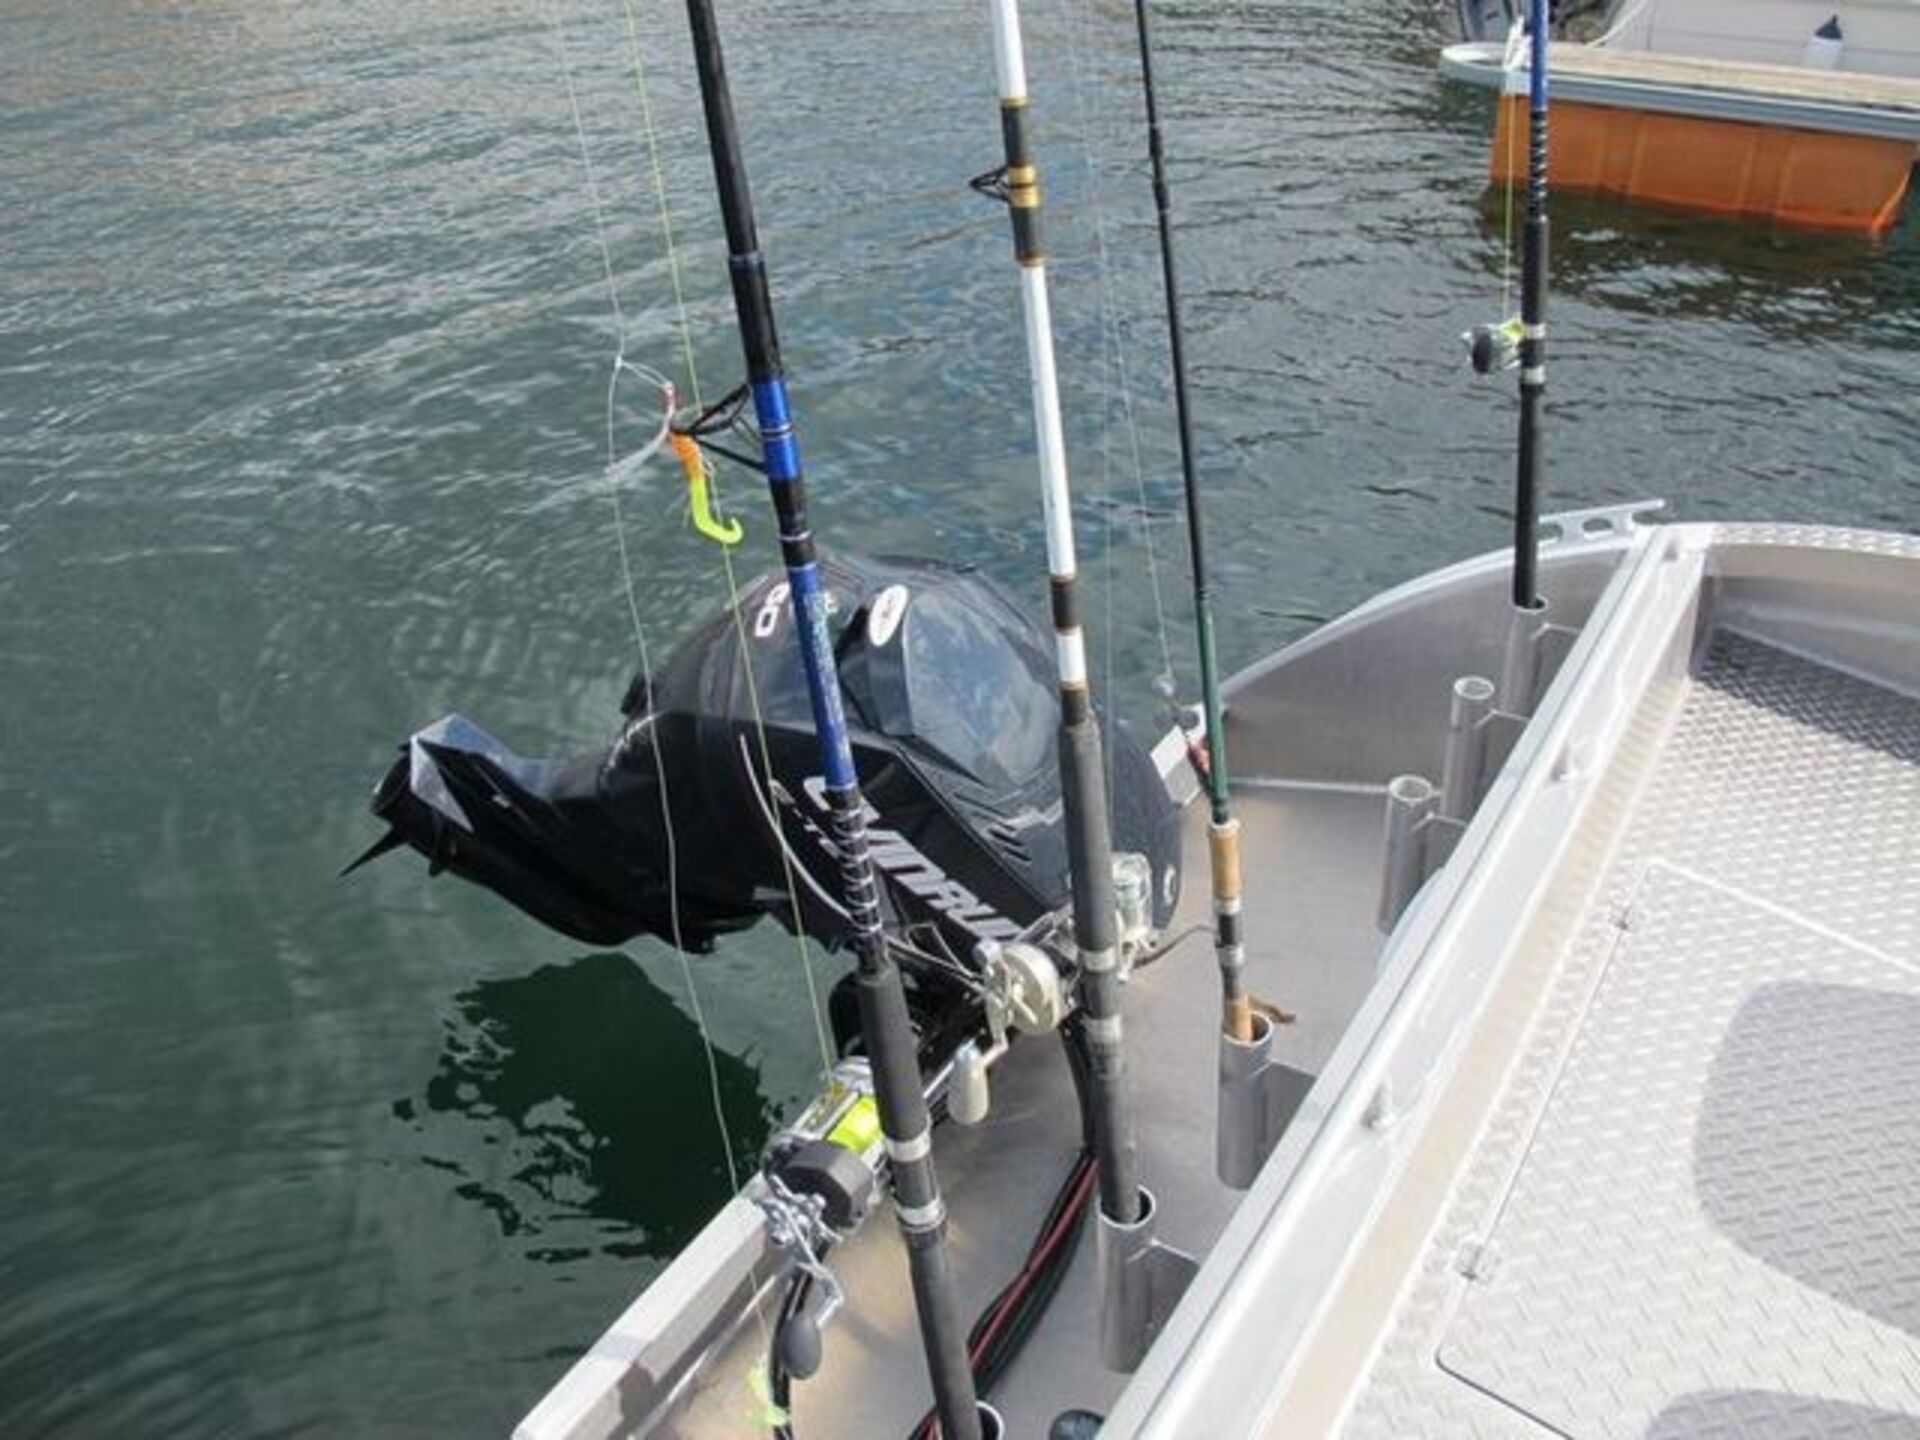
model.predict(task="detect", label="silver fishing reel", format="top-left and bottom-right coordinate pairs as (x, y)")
top-left (948, 936), bottom-right (1069, 1126)
top-left (948, 849), bottom-right (1159, 1127)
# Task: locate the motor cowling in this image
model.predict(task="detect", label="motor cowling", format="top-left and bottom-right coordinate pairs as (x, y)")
top-left (357, 553), bottom-right (1182, 978)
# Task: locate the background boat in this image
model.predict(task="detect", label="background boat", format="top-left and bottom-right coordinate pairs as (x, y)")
top-left (1444, 0), bottom-right (1920, 231)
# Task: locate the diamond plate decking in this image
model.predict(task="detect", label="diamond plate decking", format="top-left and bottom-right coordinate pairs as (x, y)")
top-left (1342, 632), bottom-right (1920, 1438)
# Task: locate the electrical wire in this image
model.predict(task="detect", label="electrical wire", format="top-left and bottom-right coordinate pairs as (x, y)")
top-left (902, 1022), bottom-right (1103, 1439)
top-left (767, 1270), bottom-right (814, 1440)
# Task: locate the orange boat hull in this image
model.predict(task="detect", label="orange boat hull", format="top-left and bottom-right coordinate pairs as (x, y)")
top-left (1494, 94), bottom-right (1918, 234)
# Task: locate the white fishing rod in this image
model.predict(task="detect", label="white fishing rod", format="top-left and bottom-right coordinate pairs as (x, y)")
top-left (976, 0), bottom-right (1142, 1236)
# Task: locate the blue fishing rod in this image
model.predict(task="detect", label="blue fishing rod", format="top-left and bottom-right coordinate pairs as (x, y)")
top-left (1468, 0), bottom-right (1550, 609)
top-left (679, 3), bottom-right (984, 1436)
top-left (1513, 0), bottom-right (1549, 608)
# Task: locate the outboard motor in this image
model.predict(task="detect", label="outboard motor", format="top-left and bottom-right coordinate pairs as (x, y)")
top-left (355, 553), bottom-right (1181, 1044)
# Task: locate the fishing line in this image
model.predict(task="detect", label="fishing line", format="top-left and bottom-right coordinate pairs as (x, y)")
top-left (617, 0), bottom-right (838, 1089)
top-left (1059, 0), bottom-right (1180, 714)
top-left (610, 12), bottom-right (861, 1421)
top-left (545, 0), bottom-right (743, 1198)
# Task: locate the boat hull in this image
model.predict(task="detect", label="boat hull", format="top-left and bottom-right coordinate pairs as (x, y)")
top-left (1494, 91), bottom-right (1917, 231)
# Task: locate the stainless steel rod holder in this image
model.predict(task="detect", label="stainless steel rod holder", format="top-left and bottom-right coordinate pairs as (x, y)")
top-left (1097, 1185), bottom-right (1196, 1373)
top-left (1499, 595), bottom-right (1555, 715)
top-left (1216, 1011), bottom-right (1313, 1189)
top-left (1440, 674), bottom-right (1498, 821)
top-left (1378, 773), bottom-right (1439, 932)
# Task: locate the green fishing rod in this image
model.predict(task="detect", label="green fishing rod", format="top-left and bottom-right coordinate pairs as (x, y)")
top-left (678, 2), bottom-right (984, 1435)
top-left (1124, 0), bottom-right (1255, 1044)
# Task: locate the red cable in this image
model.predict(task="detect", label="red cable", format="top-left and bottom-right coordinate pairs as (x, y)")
top-left (969, 1159), bottom-right (1097, 1363)
top-left (914, 1157), bottom-right (1099, 1440)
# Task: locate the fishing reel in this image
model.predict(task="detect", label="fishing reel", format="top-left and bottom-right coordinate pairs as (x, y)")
top-left (1465, 316), bottom-right (1525, 375)
top-left (758, 1061), bottom-right (885, 1380)
top-left (946, 851), bottom-right (1162, 1127)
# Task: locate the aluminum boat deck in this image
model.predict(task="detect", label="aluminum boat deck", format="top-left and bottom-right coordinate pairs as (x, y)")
top-left (1116, 522), bottom-right (1920, 1438)
top-left (1308, 631), bottom-right (1920, 1437)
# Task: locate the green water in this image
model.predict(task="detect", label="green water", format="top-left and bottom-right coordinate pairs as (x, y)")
top-left (4, 0), bottom-right (1916, 1432)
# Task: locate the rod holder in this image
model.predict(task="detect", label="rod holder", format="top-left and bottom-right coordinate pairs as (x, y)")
top-left (1215, 1011), bottom-right (1313, 1189)
top-left (1097, 1185), bottom-right (1196, 1373)
top-left (1439, 675), bottom-right (1498, 822)
top-left (1378, 773), bottom-right (1439, 933)
top-left (1498, 596), bottom-right (1554, 715)
top-left (977, 1403), bottom-right (1007, 1440)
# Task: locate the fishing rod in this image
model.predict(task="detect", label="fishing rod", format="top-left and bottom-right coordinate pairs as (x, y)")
top-left (1467, 0), bottom-right (1550, 692)
top-left (978, 0), bottom-right (1140, 1229)
top-left (1512, 0), bottom-right (1549, 611)
top-left (678, 3), bottom-right (983, 1436)
top-left (1122, 0), bottom-right (1254, 1046)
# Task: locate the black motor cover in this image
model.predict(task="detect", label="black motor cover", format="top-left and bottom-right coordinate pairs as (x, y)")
top-left (358, 553), bottom-right (1181, 972)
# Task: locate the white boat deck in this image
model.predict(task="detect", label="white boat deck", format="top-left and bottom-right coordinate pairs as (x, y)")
top-left (1440, 22), bottom-right (1920, 140)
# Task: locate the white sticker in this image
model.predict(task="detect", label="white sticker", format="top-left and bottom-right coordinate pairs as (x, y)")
top-left (868, 584), bottom-right (910, 647)
top-left (752, 582), bottom-right (790, 640)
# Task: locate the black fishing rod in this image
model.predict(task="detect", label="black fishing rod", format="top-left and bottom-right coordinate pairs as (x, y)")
top-left (678, 4), bottom-right (983, 1436)
top-left (1123, 0), bottom-right (1255, 1045)
top-left (981, 0), bottom-right (1141, 1229)
top-left (1513, 0), bottom-right (1549, 609)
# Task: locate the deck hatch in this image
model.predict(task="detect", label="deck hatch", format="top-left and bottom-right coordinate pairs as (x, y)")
top-left (1434, 865), bottom-right (1920, 1437)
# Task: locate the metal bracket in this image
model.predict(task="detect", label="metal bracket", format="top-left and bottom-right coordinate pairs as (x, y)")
top-left (968, 165), bottom-right (1012, 203)
top-left (1537, 498), bottom-right (1665, 551)
top-left (754, 1170), bottom-right (847, 1379)
top-left (755, 1171), bottom-right (844, 1315)
top-left (1216, 1012), bottom-right (1314, 1189)
top-left (1098, 1186), bottom-right (1198, 1373)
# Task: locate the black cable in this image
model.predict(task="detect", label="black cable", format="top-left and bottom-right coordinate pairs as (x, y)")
top-left (780, 1013), bottom-right (1104, 1439)
top-left (1061, 1012), bottom-right (1098, 1149)
top-left (885, 934), bottom-right (988, 994)
top-left (904, 1024), bottom-right (1103, 1438)
top-left (768, 1269), bottom-right (814, 1440)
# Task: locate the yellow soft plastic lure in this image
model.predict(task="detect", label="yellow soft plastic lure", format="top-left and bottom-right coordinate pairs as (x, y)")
top-left (670, 431), bottom-right (744, 548)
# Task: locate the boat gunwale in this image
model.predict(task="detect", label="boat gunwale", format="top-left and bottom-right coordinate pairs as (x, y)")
top-left (1108, 517), bottom-right (1708, 1436)
top-left (1440, 39), bottom-right (1920, 139)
